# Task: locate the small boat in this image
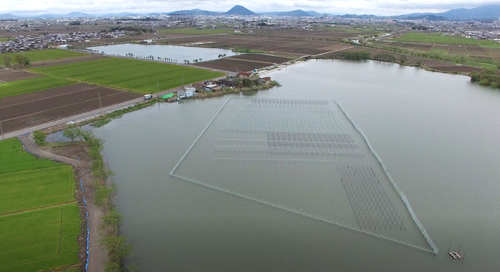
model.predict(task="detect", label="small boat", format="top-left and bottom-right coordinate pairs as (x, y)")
top-left (449, 252), bottom-right (462, 259)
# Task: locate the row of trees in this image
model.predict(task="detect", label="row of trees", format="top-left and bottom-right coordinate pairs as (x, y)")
top-left (3, 55), bottom-right (31, 68)
top-left (183, 58), bottom-right (203, 64)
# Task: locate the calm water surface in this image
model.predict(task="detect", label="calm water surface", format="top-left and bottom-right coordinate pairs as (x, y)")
top-left (88, 44), bottom-right (238, 63)
top-left (94, 60), bottom-right (500, 271)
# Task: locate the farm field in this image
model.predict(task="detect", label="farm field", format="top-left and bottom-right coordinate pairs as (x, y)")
top-left (0, 83), bottom-right (141, 133)
top-left (0, 76), bottom-right (75, 99)
top-left (0, 69), bottom-right (41, 82)
top-left (0, 138), bottom-right (81, 272)
top-left (0, 49), bottom-right (88, 65)
top-left (160, 30), bottom-right (353, 56)
top-left (32, 58), bottom-right (224, 94)
top-left (157, 27), bottom-right (233, 35)
top-left (194, 53), bottom-right (291, 72)
top-left (393, 32), bottom-right (487, 46)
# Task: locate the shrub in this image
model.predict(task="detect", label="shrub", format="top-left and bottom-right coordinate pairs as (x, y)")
top-left (33, 130), bottom-right (46, 145)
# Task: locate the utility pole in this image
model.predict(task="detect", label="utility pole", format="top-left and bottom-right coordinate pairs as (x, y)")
top-left (98, 92), bottom-right (103, 114)
top-left (0, 121), bottom-right (4, 140)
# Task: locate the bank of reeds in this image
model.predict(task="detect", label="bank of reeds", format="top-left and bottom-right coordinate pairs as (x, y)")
top-left (89, 98), bottom-right (159, 128)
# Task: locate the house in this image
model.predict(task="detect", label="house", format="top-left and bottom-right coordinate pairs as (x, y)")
top-left (259, 77), bottom-right (271, 84)
top-left (237, 71), bottom-right (253, 78)
top-left (217, 79), bottom-right (236, 88)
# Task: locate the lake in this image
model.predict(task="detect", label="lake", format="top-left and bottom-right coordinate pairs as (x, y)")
top-left (87, 44), bottom-right (238, 63)
top-left (93, 60), bottom-right (500, 271)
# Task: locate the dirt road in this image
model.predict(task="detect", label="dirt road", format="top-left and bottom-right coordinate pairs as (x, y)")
top-left (19, 135), bottom-right (107, 272)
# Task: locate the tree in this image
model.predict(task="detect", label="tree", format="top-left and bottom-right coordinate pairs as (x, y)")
top-left (399, 55), bottom-right (407, 65)
top-left (3, 56), bottom-right (11, 67)
top-left (242, 78), bottom-right (254, 87)
top-left (33, 130), bottom-right (46, 145)
top-left (63, 127), bottom-right (78, 141)
top-left (14, 55), bottom-right (30, 67)
top-left (374, 53), bottom-right (396, 62)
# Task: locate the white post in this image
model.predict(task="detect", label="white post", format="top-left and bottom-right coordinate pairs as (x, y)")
top-left (98, 92), bottom-right (103, 114)
top-left (0, 122), bottom-right (4, 140)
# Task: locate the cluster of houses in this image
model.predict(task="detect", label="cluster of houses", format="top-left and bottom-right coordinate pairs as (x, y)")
top-left (0, 30), bottom-right (132, 53)
top-left (190, 71), bottom-right (272, 93)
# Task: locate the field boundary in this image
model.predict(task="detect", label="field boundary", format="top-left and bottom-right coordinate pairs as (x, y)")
top-left (0, 201), bottom-right (77, 217)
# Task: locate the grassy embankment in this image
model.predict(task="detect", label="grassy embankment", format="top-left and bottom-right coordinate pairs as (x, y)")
top-left (388, 32), bottom-right (500, 69)
top-left (31, 58), bottom-right (225, 94)
top-left (0, 138), bottom-right (80, 272)
top-left (0, 49), bottom-right (88, 65)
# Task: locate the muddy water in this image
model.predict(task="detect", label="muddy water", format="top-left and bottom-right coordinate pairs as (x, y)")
top-left (94, 60), bottom-right (500, 271)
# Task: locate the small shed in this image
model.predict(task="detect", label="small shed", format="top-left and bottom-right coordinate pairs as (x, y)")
top-left (205, 83), bottom-right (217, 92)
top-left (185, 87), bottom-right (196, 97)
top-left (177, 90), bottom-right (186, 99)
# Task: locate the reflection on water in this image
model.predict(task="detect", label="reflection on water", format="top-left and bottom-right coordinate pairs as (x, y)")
top-left (94, 60), bottom-right (500, 271)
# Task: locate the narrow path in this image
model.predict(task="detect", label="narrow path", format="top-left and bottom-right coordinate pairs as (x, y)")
top-left (0, 201), bottom-right (76, 217)
top-left (19, 135), bottom-right (107, 272)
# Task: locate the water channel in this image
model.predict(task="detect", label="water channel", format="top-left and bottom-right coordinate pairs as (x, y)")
top-left (93, 60), bottom-right (500, 271)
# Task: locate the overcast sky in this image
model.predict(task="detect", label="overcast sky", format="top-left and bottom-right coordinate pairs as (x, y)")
top-left (2, 0), bottom-right (499, 16)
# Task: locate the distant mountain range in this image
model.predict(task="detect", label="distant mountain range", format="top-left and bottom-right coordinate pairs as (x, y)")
top-left (2, 4), bottom-right (500, 20)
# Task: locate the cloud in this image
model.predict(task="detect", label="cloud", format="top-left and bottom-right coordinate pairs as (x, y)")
top-left (1, 0), bottom-right (499, 16)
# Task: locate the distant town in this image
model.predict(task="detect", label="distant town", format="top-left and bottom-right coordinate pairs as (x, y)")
top-left (1, 4), bottom-right (500, 53)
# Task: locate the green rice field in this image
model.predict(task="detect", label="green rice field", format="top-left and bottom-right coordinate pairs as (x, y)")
top-left (393, 32), bottom-right (500, 47)
top-left (0, 204), bottom-right (80, 272)
top-left (0, 138), bottom-right (81, 271)
top-left (32, 58), bottom-right (225, 93)
top-left (0, 166), bottom-right (75, 215)
top-left (0, 49), bottom-right (87, 65)
top-left (0, 76), bottom-right (75, 98)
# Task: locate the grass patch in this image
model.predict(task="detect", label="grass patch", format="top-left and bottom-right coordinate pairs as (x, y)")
top-left (0, 38), bottom-right (9, 42)
top-left (0, 138), bottom-right (80, 272)
top-left (0, 204), bottom-right (80, 272)
top-left (89, 98), bottom-right (158, 127)
top-left (0, 76), bottom-right (75, 99)
top-left (32, 58), bottom-right (225, 94)
top-left (393, 32), bottom-right (484, 46)
top-left (0, 138), bottom-right (63, 174)
top-left (233, 48), bottom-right (266, 53)
top-left (477, 39), bottom-right (500, 48)
top-left (0, 49), bottom-right (87, 65)
top-left (157, 27), bottom-right (233, 35)
top-left (428, 48), bottom-right (448, 55)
